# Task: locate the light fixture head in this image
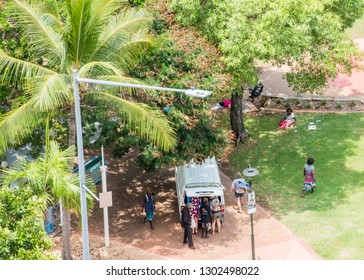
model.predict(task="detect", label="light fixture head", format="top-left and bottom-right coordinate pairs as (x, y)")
top-left (185, 87), bottom-right (212, 98)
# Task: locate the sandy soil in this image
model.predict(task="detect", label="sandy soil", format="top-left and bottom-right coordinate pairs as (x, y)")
top-left (51, 149), bottom-right (255, 260)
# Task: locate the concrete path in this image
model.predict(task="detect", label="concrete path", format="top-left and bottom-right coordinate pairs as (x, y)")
top-left (259, 38), bottom-right (364, 100)
top-left (217, 172), bottom-right (320, 260)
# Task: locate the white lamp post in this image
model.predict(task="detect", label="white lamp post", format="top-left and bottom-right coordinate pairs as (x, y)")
top-left (73, 69), bottom-right (211, 260)
top-left (243, 164), bottom-right (259, 260)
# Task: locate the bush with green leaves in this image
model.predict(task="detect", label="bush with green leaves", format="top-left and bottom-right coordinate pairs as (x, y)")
top-left (0, 185), bottom-right (56, 260)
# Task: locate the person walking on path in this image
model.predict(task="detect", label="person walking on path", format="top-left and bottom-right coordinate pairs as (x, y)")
top-left (199, 198), bottom-right (212, 239)
top-left (231, 172), bottom-right (249, 214)
top-left (142, 187), bottom-right (155, 230)
top-left (181, 203), bottom-right (196, 249)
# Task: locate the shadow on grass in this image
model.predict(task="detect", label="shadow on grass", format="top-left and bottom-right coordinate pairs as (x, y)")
top-left (228, 113), bottom-right (364, 218)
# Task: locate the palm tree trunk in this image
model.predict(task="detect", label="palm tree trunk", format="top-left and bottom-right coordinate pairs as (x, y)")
top-left (61, 205), bottom-right (72, 260)
top-left (61, 105), bottom-right (77, 260)
top-left (230, 89), bottom-right (248, 145)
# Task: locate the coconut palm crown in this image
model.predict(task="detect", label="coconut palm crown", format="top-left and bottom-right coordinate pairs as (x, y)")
top-left (0, 0), bottom-right (176, 155)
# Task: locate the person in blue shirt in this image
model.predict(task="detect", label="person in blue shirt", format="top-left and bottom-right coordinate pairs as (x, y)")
top-left (142, 187), bottom-right (155, 230)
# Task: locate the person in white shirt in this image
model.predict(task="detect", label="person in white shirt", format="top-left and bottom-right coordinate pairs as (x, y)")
top-left (230, 172), bottom-right (249, 214)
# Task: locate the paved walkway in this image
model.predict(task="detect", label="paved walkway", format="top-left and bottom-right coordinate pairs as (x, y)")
top-left (217, 172), bottom-right (320, 260)
top-left (259, 38), bottom-right (364, 101)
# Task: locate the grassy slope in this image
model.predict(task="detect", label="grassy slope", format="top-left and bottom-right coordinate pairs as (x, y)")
top-left (226, 112), bottom-right (364, 259)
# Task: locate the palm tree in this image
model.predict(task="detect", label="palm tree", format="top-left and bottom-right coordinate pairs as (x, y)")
top-left (0, 0), bottom-right (177, 259)
top-left (0, 139), bottom-right (94, 259)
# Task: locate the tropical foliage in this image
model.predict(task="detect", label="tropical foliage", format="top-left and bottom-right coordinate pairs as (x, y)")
top-left (171, 0), bottom-right (364, 142)
top-left (0, 0), bottom-right (176, 156)
top-left (0, 185), bottom-right (56, 260)
top-left (171, 0), bottom-right (364, 92)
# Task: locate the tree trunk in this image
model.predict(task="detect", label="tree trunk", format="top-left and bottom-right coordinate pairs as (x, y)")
top-left (61, 105), bottom-right (76, 260)
top-left (230, 90), bottom-right (248, 145)
top-left (61, 205), bottom-right (72, 260)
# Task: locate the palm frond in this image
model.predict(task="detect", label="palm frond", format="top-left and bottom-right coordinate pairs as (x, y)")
top-left (84, 91), bottom-right (176, 152)
top-left (67, 0), bottom-right (101, 65)
top-left (26, 74), bottom-right (73, 112)
top-left (5, 0), bottom-right (64, 65)
top-left (0, 51), bottom-right (56, 84)
top-left (89, 9), bottom-right (152, 67)
top-left (78, 61), bottom-right (126, 78)
top-left (0, 101), bottom-right (41, 156)
top-left (40, 141), bottom-right (94, 213)
top-left (39, 0), bottom-right (63, 30)
top-left (114, 32), bottom-right (153, 72)
top-left (90, 0), bottom-right (124, 26)
top-left (0, 157), bottom-right (46, 195)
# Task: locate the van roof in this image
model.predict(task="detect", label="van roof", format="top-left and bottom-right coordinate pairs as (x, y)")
top-left (176, 157), bottom-right (223, 188)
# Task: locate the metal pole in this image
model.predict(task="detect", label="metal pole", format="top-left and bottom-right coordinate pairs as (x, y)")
top-left (73, 69), bottom-right (90, 260)
top-left (250, 212), bottom-right (255, 260)
top-left (248, 177), bottom-right (255, 260)
top-left (101, 146), bottom-right (110, 247)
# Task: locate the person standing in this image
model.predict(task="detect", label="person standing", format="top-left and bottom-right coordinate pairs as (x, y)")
top-left (302, 157), bottom-right (316, 196)
top-left (199, 198), bottom-right (212, 239)
top-left (142, 187), bottom-right (155, 230)
top-left (231, 172), bottom-right (249, 214)
top-left (210, 196), bottom-right (222, 234)
top-left (181, 203), bottom-right (196, 249)
top-left (190, 197), bottom-right (201, 234)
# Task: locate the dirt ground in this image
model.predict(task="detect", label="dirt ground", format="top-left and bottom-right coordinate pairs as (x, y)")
top-left (51, 149), bottom-right (258, 260)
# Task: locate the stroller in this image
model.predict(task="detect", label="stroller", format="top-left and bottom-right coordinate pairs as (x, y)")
top-left (302, 181), bottom-right (316, 197)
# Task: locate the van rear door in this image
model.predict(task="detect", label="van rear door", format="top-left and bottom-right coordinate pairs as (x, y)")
top-left (185, 188), bottom-right (224, 198)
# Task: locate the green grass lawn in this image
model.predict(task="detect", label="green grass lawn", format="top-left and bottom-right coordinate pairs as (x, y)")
top-left (225, 112), bottom-right (364, 259)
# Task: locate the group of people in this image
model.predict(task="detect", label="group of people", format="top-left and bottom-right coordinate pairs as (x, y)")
top-left (181, 196), bottom-right (223, 249)
top-left (142, 158), bottom-right (317, 250)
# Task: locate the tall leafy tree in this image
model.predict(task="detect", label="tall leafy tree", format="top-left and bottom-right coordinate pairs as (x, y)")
top-left (171, 0), bottom-right (364, 142)
top-left (0, 0), bottom-right (176, 259)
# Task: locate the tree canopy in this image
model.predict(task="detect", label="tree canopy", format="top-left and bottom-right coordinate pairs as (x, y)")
top-left (0, 0), bottom-right (176, 156)
top-left (171, 0), bottom-right (364, 93)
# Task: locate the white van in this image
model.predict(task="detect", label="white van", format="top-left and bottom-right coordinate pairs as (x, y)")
top-left (175, 157), bottom-right (225, 220)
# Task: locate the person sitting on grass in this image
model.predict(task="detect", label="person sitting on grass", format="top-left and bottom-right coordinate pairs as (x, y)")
top-left (278, 107), bottom-right (296, 129)
top-left (248, 81), bottom-right (264, 99)
top-left (211, 99), bottom-right (231, 110)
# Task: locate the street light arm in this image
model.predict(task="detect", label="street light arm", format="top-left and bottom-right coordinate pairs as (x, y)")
top-left (76, 76), bottom-right (212, 98)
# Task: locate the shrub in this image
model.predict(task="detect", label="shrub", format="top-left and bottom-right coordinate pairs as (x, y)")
top-left (336, 102), bottom-right (343, 110)
top-left (305, 101), bottom-right (314, 109)
top-left (348, 101), bottom-right (356, 108)
top-left (320, 100), bottom-right (327, 107)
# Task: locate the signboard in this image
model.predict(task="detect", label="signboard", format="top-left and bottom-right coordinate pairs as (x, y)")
top-left (99, 191), bottom-right (113, 208)
top-left (247, 190), bottom-right (256, 214)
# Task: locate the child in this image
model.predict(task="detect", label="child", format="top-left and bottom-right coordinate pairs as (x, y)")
top-left (302, 157), bottom-right (316, 196)
top-left (279, 108), bottom-right (296, 129)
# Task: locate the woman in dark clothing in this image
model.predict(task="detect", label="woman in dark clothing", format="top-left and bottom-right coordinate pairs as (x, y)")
top-left (181, 203), bottom-right (195, 249)
top-left (199, 198), bottom-right (212, 239)
top-left (142, 187), bottom-right (155, 230)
